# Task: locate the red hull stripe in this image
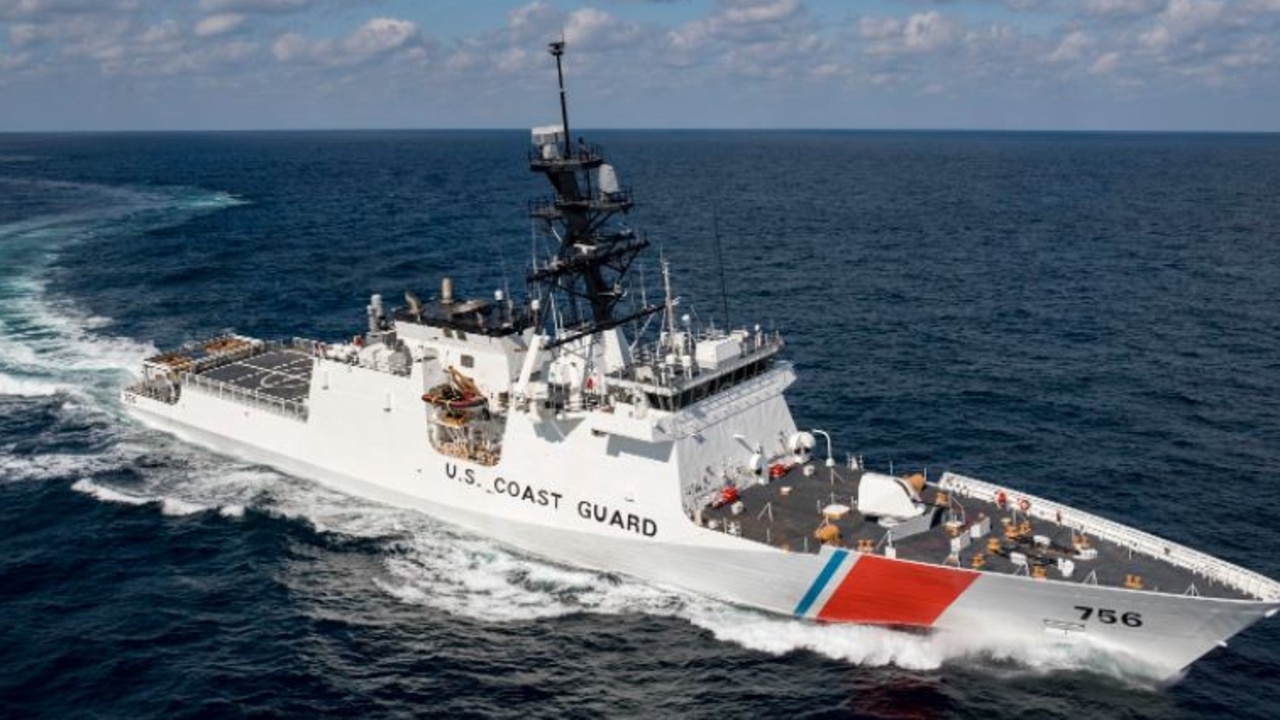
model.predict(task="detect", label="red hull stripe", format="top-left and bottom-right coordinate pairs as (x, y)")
top-left (816, 554), bottom-right (979, 626)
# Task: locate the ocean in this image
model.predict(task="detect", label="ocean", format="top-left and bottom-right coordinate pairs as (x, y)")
top-left (1, 130), bottom-right (1278, 719)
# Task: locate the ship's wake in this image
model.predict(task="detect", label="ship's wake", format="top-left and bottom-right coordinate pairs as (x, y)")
top-left (0, 178), bottom-right (246, 401)
top-left (0, 179), bottom-right (1164, 689)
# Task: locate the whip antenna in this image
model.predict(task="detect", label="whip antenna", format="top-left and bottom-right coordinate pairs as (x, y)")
top-left (713, 204), bottom-right (730, 330)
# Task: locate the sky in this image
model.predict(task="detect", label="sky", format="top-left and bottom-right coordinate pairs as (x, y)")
top-left (1, 0), bottom-right (1279, 131)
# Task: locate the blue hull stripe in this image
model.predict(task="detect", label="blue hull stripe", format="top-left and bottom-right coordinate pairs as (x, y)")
top-left (793, 549), bottom-right (848, 618)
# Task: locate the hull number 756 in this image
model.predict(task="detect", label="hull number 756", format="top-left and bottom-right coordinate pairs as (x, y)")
top-left (1075, 605), bottom-right (1143, 627)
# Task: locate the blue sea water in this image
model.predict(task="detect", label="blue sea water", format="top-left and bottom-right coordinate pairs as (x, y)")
top-left (1, 130), bottom-right (1279, 719)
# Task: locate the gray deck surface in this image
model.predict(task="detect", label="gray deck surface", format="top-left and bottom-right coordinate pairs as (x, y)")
top-left (702, 461), bottom-right (1247, 600)
top-left (197, 349), bottom-right (314, 403)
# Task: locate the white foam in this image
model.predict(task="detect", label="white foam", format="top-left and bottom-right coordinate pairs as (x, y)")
top-left (0, 451), bottom-right (129, 482)
top-left (71, 478), bottom-right (151, 506)
top-left (0, 280), bottom-right (155, 411)
top-left (185, 190), bottom-right (250, 210)
top-left (0, 181), bottom-right (243, 414)
top-left (160, 497), bottom-right (210, 516)
top-left (0, 373), bottom-right (66, 397)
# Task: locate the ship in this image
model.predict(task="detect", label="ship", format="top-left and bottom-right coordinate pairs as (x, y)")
top-left (122, 42), bottom-right (1280, 681)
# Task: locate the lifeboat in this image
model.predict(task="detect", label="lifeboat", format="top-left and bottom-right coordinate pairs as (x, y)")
top-left (421, 385), bottom-right (486, 410)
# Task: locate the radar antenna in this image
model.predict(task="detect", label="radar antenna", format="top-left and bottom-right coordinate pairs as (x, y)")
top-left (527, 41), bottom-right (658, 346)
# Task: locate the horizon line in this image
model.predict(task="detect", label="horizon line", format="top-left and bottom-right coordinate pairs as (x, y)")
top-left (2, 126), bottom-right (1278, 136)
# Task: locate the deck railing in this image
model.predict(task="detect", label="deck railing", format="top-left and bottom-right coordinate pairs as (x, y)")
top-left (180, 371), bottom-right (309, 421)
top-left (940, 471), bottom-right (1280, 602)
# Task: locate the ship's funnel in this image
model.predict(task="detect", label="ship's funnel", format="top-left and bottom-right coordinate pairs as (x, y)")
top-left (441, 277), bottom-right (454, 305)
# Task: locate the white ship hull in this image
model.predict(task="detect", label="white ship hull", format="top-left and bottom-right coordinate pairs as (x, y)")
top-left (124, 375), bottom-right (1279, 681)
top-left (119, 43), bottom-right (1280, 681)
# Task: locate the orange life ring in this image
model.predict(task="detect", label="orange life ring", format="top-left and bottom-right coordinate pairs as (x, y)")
top-left (1017, 498), bottom-right (1031, 513)
top-left (995, 490), bottom-right (1008, 509)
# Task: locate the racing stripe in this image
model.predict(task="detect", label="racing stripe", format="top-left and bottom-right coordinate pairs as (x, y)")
top-left (794, 549), bottom-right (848, 618)
top-left (817, 554), bottom-right (979, 626)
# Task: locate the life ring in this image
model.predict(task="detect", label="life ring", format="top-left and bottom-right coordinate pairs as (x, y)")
top-left (995, 490), bottom-right (1008, 509)
top-left (1017, 498), bottom-right (1031, 513)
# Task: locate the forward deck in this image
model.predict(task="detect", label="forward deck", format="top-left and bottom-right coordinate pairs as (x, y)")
top-left (700, 460), bottom-right (1254, 601)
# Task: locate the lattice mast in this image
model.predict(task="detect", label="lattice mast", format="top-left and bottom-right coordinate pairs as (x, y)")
top-left (528, 41), bottom-right (654, 344)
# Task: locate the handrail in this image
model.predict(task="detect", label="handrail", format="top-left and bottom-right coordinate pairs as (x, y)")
top-left (940, 472), bottom-right (1280, 602)
top-left (180, 371), bottom-right (308, 421)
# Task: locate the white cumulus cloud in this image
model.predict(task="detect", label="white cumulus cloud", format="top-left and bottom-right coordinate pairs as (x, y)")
top-left (195, 13), bottom-right (245, 38)
top-left (904, 12), bottom-right (957, 52)
top-left (719, 0), bottom-right (800, 26)
top-left (272, 17), bottom-right (421, 66)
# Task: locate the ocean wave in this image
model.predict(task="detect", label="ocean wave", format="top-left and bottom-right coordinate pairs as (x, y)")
top-left (70, 478), bottom-right (153, 506)
top-left (0, 450), bottom-right (129, 483)
top-left (0, 373), bottom-right (67, 397)
top-left (0, 277), bottom-right (155, 406)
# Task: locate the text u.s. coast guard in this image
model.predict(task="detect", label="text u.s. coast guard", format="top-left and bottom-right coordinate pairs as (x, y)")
top-left (444, 463), bottom-right (657, 537)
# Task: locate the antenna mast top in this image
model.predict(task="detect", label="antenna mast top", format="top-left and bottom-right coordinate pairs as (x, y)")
top-left (548, 41), bottom-right (571, 160)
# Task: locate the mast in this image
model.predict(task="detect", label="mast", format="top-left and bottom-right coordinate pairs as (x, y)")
top-left (527, 41), bottom-right (657, 345)
top-left (550, 40), bottom-right (571, 160)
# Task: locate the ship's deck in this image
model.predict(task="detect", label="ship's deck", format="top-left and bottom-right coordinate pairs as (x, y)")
top-left (195, 348), bottom-right (314, 404)
top-left (700, 460), bottom-right (1250, 600)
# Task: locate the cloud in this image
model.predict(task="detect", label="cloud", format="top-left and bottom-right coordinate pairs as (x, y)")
top-left (198, 0), bottom-right (312, 13)
top-left (1135, 0), bottom-right (1229, 52)
top-left (1046, 30), bottom-right (1091, 62)
top-left (0, 50), bottom-right (32, 71)
top-left (857, 17), bottom-right (902, 41)
top-left (3, 0), bottom-right (1280, 130)
top-left (859, 11), bottom-right (961, 55)
top-left (272, 17), bottom-right (422, 66)
top-left (195, 13), bottom-right (246, 38)
top-left (564, 7), bottom-right (643, 50)
top-left (1090, 50), bottom-right (1120, 74)
top-left (445, 1), bottom-right (664, 77)
top-left (0, 0), bottom-right (139, 19)
top-left (651, 0), bottom-right (828, 79)
top-left (1084, 0), bottom-right (1164, 17)
top-left (719, 0), bottom-right (800, 25)
top-left (904, 11), bottom-right (958, 52)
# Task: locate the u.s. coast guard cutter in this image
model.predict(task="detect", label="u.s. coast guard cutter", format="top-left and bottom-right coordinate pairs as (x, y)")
top-left (123, 42), bottom-right (1280, 680)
